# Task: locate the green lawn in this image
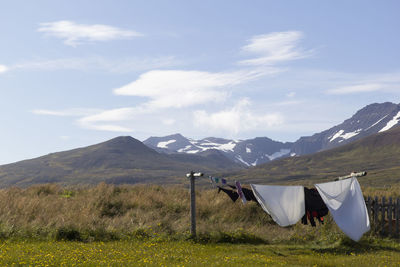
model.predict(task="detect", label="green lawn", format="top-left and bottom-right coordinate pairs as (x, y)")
top-left (0, 238), bottom-right (399, 266)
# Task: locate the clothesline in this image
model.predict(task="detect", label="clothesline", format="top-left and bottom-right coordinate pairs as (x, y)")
top-left (208, 171), bottom-right (370, 242)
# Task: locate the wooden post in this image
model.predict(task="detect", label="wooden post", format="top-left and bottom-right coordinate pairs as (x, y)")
top-left (186, 171), bottom-right (203, 238)
top-left (367, 196), bottom-right (372, 221)
top-left (190, 171), bottom-right (196, 238)
top-left (382, 197), bottom-right (386, 235)
top-left (396, 198), bottom-right (400, 237)
top-left (374, 196), bottom-right (379, 231)
top-left (388, 197), bottom-right (393, 236)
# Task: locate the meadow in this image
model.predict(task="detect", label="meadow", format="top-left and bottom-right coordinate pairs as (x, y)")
top-left (0, 238), bottom-right (400, 266)
top-left (0, 183), bottom-right (399, 266)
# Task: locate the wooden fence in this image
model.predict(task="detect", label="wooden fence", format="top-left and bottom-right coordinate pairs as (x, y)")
top-left (365, 196), bottom-right (400, 237)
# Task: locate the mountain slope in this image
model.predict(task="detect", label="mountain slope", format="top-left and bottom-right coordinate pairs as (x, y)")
top-left (229, 126), bottom-right (400, 186)
top-left (0, 136), bottom-right (242, 187)
top-left (291, 102), bottom-right (400, 155)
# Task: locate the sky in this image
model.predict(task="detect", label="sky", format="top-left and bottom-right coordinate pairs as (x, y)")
top-left (0, 0), bottom-right (399, 164)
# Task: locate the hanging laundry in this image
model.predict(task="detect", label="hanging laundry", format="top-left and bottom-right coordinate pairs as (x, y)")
top-left (251, 184), bottom-right (305, 227)
top-left (228, 185), bottom-right (257, 202)
top-left (235, 181), bottom-right (247, 204)
top-left (301, 187), bottom-right (329, 227)
top-left (221, 178), bottom-right (227, 185)
top-left (217, 186), bottom-right (239, 202)
top-left (209, 176), bottom-right (216, 188)
top-left (242, 187), bottom-right (257, 202)
top-left (315, 177), bottom-right (370, 241)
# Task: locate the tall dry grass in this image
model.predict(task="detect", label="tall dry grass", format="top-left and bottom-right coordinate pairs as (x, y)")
top-left (0, 182), bottom-right (391, 243)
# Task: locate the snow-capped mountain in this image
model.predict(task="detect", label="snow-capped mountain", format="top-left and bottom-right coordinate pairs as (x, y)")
top-left (291, 102), bottom-right (400, 155)
top-left (144, 102), bottom-right (400, 167)
top-left (144, 134), bottom-right (293, 167)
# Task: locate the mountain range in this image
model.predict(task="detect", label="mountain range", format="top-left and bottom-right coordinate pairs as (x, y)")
top-left (0, 136), bottom-right (242, 187)
top-left (0, 102), bottom-right (400, 187)
top-left (144, 102), bottom-right (400, 166)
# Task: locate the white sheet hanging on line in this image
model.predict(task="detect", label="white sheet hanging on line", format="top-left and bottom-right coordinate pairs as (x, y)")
top-left (315, 177), bottom-right (370, 241)
top-left (250, 184), bottom-right (305, 227)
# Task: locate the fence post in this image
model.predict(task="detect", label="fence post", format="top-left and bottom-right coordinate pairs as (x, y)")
top-left (186, 171), bottom-right (203, 238)
top-left (388, 197), bottom-right (393, 236)
top-left (190, 171), bottom-right (196, 238)
top-left (367, 196), bottom-right (372, 221)
top-left (382, 197), bottom-right (386, 235)
top-left (397, 198), bottom-right (400, 237)
top-left (374, 196), bottom-right (379, 231)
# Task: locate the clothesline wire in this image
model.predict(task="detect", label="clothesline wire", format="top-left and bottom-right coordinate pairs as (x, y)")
top-left (204, 171), bottom-right (367, 187)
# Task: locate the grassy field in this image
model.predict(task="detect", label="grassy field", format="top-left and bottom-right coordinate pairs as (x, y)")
top-left (0, 238), bottom-right (399, 266)
top-left (0, 183), bottom-right (399, 265)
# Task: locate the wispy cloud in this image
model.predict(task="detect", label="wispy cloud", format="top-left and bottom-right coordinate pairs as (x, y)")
top-left (32, 107), bottom-right (133, 133)
top-left (239, 31), bottom-right (312, 66)
top-left (38, 20), bottom-right (142, 47)
top-left (12, 56), bottom-right (180, 73)
top-left (326, 83), bottom-right (382, 95)
top-left (0, 64), bottom-right (8, 73)
top-left (113, 68), bottom-right (278, 110)
top-left (31, 108), bottom-right (102, 117)
top-left (193, 98), bottom-right (284, 134)
top-left (77, 107), bottom-right (140, 133)
top-left (79, 123), bottom-right (133, 132)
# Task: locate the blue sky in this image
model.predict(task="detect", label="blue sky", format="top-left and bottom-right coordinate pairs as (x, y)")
top-left (0, 0), bottom-right (399, 164)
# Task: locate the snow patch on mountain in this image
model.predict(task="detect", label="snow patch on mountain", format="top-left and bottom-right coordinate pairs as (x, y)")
top-left (379, 111), bottom-right (400, 132)
top-left (177, 145), bottom-right (192, 153)
top-left (246, 147), bottom-right (252, 153)
top-left (265, 149), bottom-right (291, 161)
top-left (157, 140), bottom-right (176, 148)
top-left (365, 115), bottom-right (388, 131)
top-left (235, 155), bottom-right (250, 166)
top-left (329, 129), bottom-right (362, 142)
top-left (189, 140), bottom-right (237, 152)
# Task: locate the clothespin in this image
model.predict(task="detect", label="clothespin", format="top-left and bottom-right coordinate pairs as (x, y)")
top-left (235, 181), bottom-right (247, 204)
top-left (209, 176), bottom-right (216, 188)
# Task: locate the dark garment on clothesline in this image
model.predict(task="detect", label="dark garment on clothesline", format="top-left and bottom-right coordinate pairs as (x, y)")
top-left (218, 186), bottom-right (239, 202)
top-left (242, 187), bottom-right (257, 202)
top-left (301, 187), bottom-right (329, 227)
top-left (219, 185), bottom-right (257, 203)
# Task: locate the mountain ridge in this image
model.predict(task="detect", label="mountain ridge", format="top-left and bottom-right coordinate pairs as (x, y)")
top-left (144, 102), bottom-right (400, 166)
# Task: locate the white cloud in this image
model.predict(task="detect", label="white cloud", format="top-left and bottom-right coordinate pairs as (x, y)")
top-left (80, 123), bottom-right (133, 133)
top-left (31, 108), bottom-right (102, 117)
top-left (38, 20), bottom-right (142, 47)
top-left (113, 69), bottom-right (276, 110)
top-left (327, 83), bottom-right (382, 95)
top-left (78, 107), bottom-right (139, 123)
top-left (12, 56), bottom-right (180, 73)
top-left (0, 64), bottom-right (8, 73)
top-left (77, 107), bottom-right (141, 133)
top-left (286, 92), bottom-right (296, 98)
top-left (32, 107), bottom-right (134, 133)
top-left (162, 118), bottom-right (175, 125)
top-left (193, 98), bottom-right (284, 134)
top-left (239, 31), bottom-right (312, 66)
